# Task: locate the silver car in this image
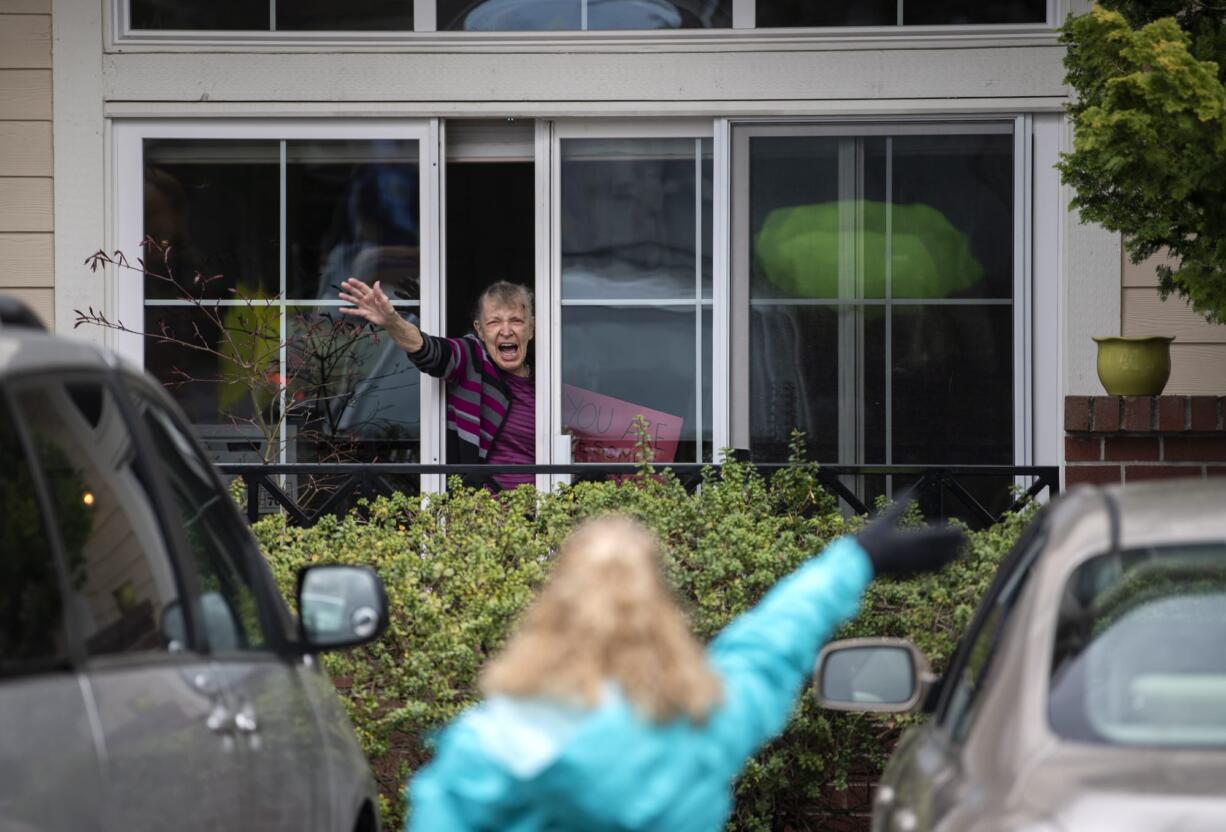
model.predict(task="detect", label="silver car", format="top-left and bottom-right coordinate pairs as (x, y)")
top-left (0, 298), bottom-right (387, 832)
top-left (816, 478), bottom-right (1226, 832)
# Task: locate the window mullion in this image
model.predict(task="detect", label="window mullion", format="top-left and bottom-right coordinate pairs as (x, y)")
top-left (278, 139), bottom-right (288, 468)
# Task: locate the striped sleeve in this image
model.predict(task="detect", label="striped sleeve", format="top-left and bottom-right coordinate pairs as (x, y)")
top-left (407, 332), bottom-right (467, 382)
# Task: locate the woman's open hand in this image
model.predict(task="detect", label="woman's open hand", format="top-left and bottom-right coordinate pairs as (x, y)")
top-left (339, 278), bottom-right (397, 329)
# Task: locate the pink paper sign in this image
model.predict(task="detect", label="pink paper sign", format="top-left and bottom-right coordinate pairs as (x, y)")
top-left (561, 384), bottom-right (684, 463)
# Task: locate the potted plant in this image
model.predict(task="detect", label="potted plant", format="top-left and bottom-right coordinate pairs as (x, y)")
top-left (1059, 2), bottom-right (1226, 394)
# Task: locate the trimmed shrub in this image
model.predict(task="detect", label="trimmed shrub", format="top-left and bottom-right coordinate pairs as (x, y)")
top-left (254, 452), bottom-right (1035, 831)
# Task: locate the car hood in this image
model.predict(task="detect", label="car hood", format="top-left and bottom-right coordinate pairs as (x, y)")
top-left (1014, 744), bottom-right (1226, 832)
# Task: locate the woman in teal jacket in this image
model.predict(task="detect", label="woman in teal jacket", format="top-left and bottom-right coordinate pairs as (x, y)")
top-left (408, 505), bottom-right (962, 831)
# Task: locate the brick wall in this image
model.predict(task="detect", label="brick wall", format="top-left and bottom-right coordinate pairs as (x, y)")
top-left (1064, 396), bottom-right (1226, 486)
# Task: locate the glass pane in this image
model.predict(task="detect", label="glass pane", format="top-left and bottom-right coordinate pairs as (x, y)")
top-left (144, 140), bottom-right (280, 300)
top-left (904, 0), bottom-right (1045, 24)
top-left (143, 305), bottom-right (273, 433)
top-left (1050, 545), bottom-right (1226, 747)
top-left (130, 0), bottom-right (268, 30)
top-left (749, 304), bottom-right (834, 462)
top-left (16, 381), bottom-right (179, 659)
top-left (276, 0), bottom-right (412, 30)
top-left (886, 134), bottom-right (1013, 300)
top-left (126, 387), bottom-right (268, 651)
top-left (561, 138), bottom-right (713, 301)
top-left (286, 139), bottom-right (421, 302)
top-left (439, 0), bottom-right (731, 31)
top-left (0, 398), bottom-right (68, 674)
top-left (750, 136), bottom-right (841, 300)
top-left (891, 304), bottom-right (1012, 465)
top-left (285, 308), bottom-right (421, 463)
top-left (756, 0), bottom-right (894, 27)
top-left (562, 306), bottom-right (711, 464)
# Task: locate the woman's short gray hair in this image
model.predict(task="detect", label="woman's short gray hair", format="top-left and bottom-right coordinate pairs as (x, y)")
top-left (475, 281), bottom-right (535, 322)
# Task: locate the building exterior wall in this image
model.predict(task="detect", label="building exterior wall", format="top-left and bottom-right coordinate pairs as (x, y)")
top-left (1120, 247), bottom-right (1226, 395)
top-left (0, 0), bottom-right (53, 327)
top-left (42, 0), bottom-right (1130, 475)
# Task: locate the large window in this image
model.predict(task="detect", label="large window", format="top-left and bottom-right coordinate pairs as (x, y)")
top-left (732, 122), bottom-right (1020, 510)
top-left (123, 0), bottom-right (1045, 33)
top-left (115, 117), bottom-right (1042, 500)
top-left (131, 129), bottom-right (426, 472)
top-left (559, 136), bottom-right (713, 465)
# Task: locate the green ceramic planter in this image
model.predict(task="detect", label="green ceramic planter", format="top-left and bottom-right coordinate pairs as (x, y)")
top-left (1093, 336), bottom-right (1175, 396)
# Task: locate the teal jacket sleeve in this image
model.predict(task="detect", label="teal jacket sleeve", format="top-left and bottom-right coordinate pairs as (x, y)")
top-left (704, 536), bottom-right (874, 769)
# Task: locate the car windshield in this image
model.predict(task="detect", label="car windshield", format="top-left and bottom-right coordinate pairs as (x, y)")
top-left (1049, 543), bottom-right (1226, 747)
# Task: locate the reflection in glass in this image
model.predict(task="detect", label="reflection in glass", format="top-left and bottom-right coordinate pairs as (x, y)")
top-left (1050, 545), bottom-right (1226, 747)
top-left (744, 128), bottom-right (1014, 514)
top-left (891, 304), bottom-right (1012, 464)
top-left (749, 136), bottom-right (841, 299)
top-left (276, 0), bottom-right (412, 30)
top-left (561, 138), bottom-right (712, 301)
top-left (16, 382), bottom-right (178, 658)
top-left (822, 647), bottom-right (914, 704)
top-left (144, 140), bottom-right (280, 299)
top-left (562, 306), bottom-right (711, 464)
top-left (286, 309), bottom-right (421, 462)
top-left (886, 134), bottom-right (1012, 299)
top-left (904, 0), bottom-right (1045, 24)
top-left (0, 400), bottom-right (67, 672)
top-left (439, 0), bottom-right (731, 31)
top-left (286, 140), bottom-right (420, 302)
top-left (748, 305), bottom-right (840, 462)
top-left (756, 0), bottom-right (1044, 27)
top-left (756, 0), bottom-right (893, 28)
top-left (130, 1), bottom-right (268, 30)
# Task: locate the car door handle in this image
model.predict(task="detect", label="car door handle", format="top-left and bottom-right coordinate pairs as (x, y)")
top-left (233, 705), bottom-right (258, 734)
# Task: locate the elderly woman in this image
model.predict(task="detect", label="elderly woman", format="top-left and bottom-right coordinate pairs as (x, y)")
top-left (406, 504), bottom-right (963, 831)
top-left (339, 277), bottom-right (535, 490)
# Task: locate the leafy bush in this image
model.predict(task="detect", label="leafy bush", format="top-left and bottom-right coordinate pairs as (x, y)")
top-left (254, 451), bottom-right (1034, 831)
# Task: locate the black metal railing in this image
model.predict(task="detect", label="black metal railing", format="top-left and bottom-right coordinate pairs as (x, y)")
top-left (218, 462), bottom-right (1059, 529)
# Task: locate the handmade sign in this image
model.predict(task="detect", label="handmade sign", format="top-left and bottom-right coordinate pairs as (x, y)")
top-left (561, 384), bottom-right (683, 463)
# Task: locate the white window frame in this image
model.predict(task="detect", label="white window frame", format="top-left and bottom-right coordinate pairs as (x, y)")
top-left (110, 0), bottom-right (1062, 46)
top-left (542, 118), bottom-right (725, 488)
top-left (727, 115), bottom-right (1038, 478)
top-left (110, 118), bottom-right (442, 475)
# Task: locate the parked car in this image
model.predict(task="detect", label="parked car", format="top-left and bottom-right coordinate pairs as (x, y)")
top-left (0, 297), bottom-right (387, 832)
top-left (815, 478), bottom-right (1226, 832)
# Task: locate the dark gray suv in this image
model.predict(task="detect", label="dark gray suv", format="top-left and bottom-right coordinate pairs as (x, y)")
top-left (0, 298), bottom-right (387, 831)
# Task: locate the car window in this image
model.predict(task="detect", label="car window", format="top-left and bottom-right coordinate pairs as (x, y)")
top-left (1050, 543), bottom-right (1226, 747)
top-left (13, 378), bottom-right (180, 659)
top-left (0, 393), bottom-right (70, 675)
top-left (939, 516), bottom-right (1047, 742)
top-left (124, 383), bottom-right (270, 653)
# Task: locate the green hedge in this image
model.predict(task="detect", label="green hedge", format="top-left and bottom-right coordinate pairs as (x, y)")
top-left (253, 451), bottom-right (1034, 831)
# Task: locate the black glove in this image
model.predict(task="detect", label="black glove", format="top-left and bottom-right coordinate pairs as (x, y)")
top-left (855, 497), bottom-right (965, 577)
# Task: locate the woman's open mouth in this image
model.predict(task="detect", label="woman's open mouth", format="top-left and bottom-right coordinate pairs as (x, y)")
top-left (497, 341), bottom-right (520, 363)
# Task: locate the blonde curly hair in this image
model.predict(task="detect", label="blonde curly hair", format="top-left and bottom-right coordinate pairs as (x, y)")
top-left (480, 514), bottom-right (723, 723)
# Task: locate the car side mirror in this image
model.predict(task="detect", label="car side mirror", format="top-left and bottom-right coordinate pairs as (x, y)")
top-left (296, 564), bottom-right (389, 651)
top-left (814, 638), bottom-right (934, 713)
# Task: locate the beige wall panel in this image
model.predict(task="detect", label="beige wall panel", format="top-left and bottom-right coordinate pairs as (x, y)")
top-left (1122, 287), bottom-right (1226, 343)
top-left (1167, 344), bottom-right (1226, 395)
top-left (0, 69), bottom-right (51, 119)
top-left (0, 15), bottom-right (51, 69)
top-left (0, 121), bottom-right (52, 176)
top-left (0, 232), bottom-right (52, 285)
top-left (3, 286), bottom-right (52, 325)
top-left (0, 0), bottom-right (50, 11)
top-left (103, 45), bottom-right (1067, 103)
top-left (0, 178), bottom-right (52, 231)
top-left (1121, 246), bottom-right (1178, 288)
